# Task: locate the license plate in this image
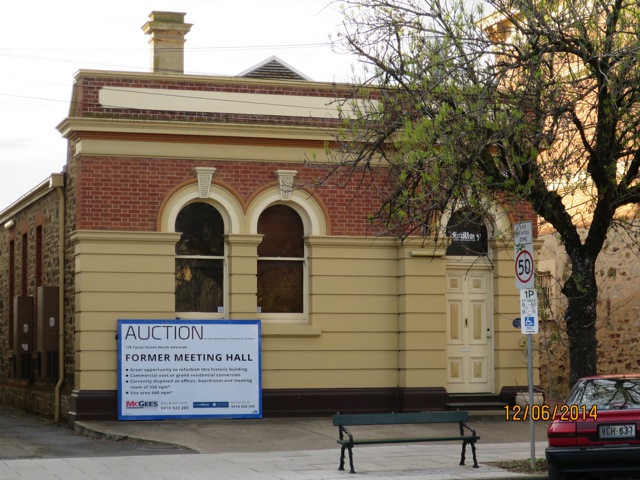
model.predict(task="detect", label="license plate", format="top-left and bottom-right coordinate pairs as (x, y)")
top-left (599, 424), bottom-right (636, 439)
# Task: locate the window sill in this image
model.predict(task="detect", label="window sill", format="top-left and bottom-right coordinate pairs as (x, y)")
top-left (174, 313), bottom-right (226, 320)
top-left (261, 323), bottom-right (322, 337)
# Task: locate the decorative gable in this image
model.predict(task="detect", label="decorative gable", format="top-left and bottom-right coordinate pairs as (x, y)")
top-left (238, 55), bottom-right (312, 81)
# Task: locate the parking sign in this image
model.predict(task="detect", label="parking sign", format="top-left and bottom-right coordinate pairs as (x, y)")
top-left (520, 289), bottom-right (538, 334)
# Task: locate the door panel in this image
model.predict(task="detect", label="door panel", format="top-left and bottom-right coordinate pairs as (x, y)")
top-left (446, 271), bottom-right (493, 393)
top-left (448, 301), bottom-right (462, 343)
top-left (448, 356), bottom-right (463, 384)
top-left (470, 301), bottom-right (485, 344)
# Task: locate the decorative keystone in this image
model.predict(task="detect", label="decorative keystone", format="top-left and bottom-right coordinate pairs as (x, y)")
top-left (276, 170), bottom-right (297, 201)
top-left (194, 167), bottom-right (216, 198)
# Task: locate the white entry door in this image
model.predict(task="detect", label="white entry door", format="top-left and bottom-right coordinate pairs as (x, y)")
top-left (445, 270), bottom-right (493, 393)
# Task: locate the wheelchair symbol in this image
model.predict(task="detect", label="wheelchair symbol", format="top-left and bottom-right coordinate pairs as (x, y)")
top-left (524, 317), bottom-right (535, 327)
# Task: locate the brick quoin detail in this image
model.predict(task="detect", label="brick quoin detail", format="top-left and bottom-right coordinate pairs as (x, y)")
top-left (75, 157), bottom-right (386, 236)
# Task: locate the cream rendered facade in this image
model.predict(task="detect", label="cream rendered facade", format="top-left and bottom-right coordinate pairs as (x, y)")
top-left (70, 230), bottom-right (534, 411)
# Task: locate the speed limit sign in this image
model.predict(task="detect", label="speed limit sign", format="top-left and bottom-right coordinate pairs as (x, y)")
top-left (515, 249), bottom-right (534, 288)
top-left (514, 222), bottom-right (534, 289)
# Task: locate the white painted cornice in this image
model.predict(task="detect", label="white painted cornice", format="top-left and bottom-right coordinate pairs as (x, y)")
top-left (56, 117), bottom-right (337, 142)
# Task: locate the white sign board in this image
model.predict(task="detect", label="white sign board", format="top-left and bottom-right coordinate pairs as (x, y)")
top-left (514, 221), bottom-right (535, 289)
top-left (514, 221), bottom-right (533, 246)
top-left (118, 320), bottom-right (261, 420)
top-left (520, 289), bottom-right (539, 334)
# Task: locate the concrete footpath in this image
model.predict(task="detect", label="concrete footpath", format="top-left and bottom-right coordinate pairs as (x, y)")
top-left (1, 411), bottom-right (550, 479)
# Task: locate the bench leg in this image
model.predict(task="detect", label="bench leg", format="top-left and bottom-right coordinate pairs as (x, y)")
top-left (347, 446), bottom-right (356, 474)
top-left (460, 440), bottom-right (479, 468)
top-left (339, 445), bottom-right (346, 471)
top-left (459, 440), bottom-right (467, 466)
top-left (469, 440), bottom-right (479, 468)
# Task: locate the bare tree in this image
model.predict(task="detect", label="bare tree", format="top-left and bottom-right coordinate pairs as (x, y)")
top-left (326, 0), bottom-right (640, 386)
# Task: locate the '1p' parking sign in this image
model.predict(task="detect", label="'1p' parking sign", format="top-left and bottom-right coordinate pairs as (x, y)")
top-left (520, 290), bottom-right (538, 334)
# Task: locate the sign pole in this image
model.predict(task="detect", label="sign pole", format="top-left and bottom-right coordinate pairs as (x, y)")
top-left (514, 221), bottom-right (537, 469)
top-left (528, 334), bottom-right (535, 470)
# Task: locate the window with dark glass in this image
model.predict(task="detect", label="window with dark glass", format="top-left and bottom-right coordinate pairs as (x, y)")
top-left (175, 203), bottom-right (224, 313)
top-left (257, 205), bottom-right (304, 314)
top-left (445, 209), bottom-right (488, 256)
top-left (21, 233), bottom-right (27, 295)
top-left (8, 240), bottom-right (15, 348)
top-left (538, 271), bottom-right (554, 318)
top-left (35, 226), bottom-right (43, 287)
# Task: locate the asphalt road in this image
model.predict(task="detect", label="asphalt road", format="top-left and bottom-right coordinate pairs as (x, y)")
top-left (0, 404), bottom-right (195, 460)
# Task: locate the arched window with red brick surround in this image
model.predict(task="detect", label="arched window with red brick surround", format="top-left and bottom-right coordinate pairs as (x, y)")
top-left (257, 205), bottom-right (305, 314)
top-left (174, 202), bottom-right (225, 315)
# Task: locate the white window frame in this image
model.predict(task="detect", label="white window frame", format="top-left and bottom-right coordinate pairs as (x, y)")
top-left (249, 190), bottom-right (326, 324)
top-left (257, 255), bottom-right (308, 322)
top-left (161, 183), bottom-right (242, 320)
top-left (174, 202), bottom-right (227, 320)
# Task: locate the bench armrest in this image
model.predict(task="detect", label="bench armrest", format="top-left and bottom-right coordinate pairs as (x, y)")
top-left (338, 425), bottom-right (354, 445)
top-left (460, 421), bottom-right (477, 439)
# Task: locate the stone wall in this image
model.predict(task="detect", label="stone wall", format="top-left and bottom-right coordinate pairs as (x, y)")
top-left (0, 189), bottom-right (62, 415)
top-left (537, 223), bottom-right (640, 400)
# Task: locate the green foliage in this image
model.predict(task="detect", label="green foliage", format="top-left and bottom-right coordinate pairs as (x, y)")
top-left (329, 0), bottom-right (640, 385)
top-left (331, 0), bottom-right (640, 240)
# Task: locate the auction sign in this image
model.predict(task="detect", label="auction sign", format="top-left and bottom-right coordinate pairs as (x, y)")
top-left (117, 320), bottom-right (261, 420)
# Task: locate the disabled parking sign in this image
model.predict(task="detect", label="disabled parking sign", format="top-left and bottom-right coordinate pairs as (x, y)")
top-left (520, 290), bottom-right (538, 334)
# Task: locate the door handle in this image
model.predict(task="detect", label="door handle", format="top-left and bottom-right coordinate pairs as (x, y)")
top-left (486, 328), bottom-right (492, 338)
top-left (464, 318), bottom-right (468, 327)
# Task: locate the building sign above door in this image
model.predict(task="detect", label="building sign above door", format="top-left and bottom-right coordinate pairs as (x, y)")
top-left (446, 209), bottom-right (488, 256)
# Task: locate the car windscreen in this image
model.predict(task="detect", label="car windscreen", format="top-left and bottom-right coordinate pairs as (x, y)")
top-left (567, 378), bottom-right (640, 410)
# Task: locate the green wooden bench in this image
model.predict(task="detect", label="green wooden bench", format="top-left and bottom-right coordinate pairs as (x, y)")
top-left (332, 411), bottom-right (479, 474)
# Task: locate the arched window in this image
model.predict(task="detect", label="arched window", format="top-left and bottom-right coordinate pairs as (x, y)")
top-left (257, 205), bottom-right (304, 314)
top-left (175, 202), bottom-right (225, 314)
top-left (445, 209), bottom-right (488, 256)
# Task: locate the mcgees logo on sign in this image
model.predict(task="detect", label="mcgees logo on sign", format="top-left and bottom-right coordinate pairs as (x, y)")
top-left (125, 400), bottom-right (159, 409)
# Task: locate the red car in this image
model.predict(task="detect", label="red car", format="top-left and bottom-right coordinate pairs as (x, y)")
top-left (546, 374), bottom-right (640, 479)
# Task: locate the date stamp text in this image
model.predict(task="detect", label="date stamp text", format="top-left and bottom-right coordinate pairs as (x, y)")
top-left (504, 404), bottom-right (598, 421)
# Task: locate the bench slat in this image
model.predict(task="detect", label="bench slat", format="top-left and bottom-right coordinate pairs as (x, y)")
top-left (338, 435), bottom-right (478, 445)
top-left (333, 411), bottom-right (469, 426)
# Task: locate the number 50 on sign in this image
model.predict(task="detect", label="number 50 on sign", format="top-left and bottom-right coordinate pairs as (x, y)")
top-left (514, 221), bottom-right (534, 290)
top-left (515, 249), bottom-right (534, 289)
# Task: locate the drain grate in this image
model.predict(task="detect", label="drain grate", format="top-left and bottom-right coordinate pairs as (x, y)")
top-left (0, 456), bottom-right (37, 461)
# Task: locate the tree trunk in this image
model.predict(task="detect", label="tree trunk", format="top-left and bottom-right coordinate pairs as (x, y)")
top-left (562, 255), bottom-right (598, 387)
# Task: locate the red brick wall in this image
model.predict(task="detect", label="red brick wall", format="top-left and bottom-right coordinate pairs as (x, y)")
top-left (73, 75), bottom-right (347, 129)
top-left (75, 156), bottom-right (386, 236)
top-left (70, 73), bottom-right (536, 236)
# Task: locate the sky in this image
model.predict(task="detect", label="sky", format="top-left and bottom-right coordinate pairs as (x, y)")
top-left (0, 1), bottom-right (362, 211)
